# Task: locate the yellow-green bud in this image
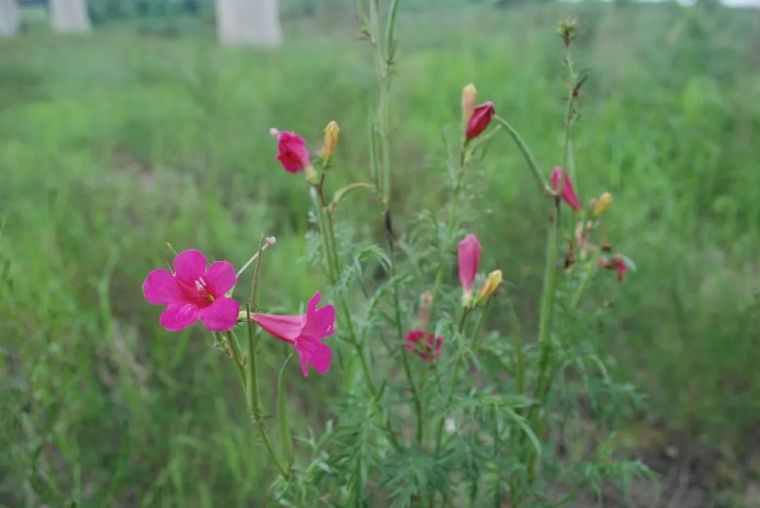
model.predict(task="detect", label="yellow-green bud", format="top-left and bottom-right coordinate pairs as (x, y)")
top-left (476, 269), bottom-right (503, 303)
top-left (322, 121), bottom-right (340, 164)
top-left (461, 83), bottom-right (477, 121)
top-left (592, 192), bottom-right (613, 218)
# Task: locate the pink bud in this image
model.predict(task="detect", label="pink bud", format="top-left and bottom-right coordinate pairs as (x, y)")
top-left (458, 233), bottom-right (482, 293)
top-left (550, 167), bottom-right (581, 211)
top-left (274, 130), bottom-right (311, 173)
top-left (465, 101), bottom-right (495, 141)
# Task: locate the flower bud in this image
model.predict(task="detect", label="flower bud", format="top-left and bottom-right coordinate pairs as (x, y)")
top-left (592, 192), bottom-right (613, 218)
top-left (322, 121), bottom-right (340, 164)
top-left (465, 102), bottom-right (495, 142)
top-left (550, 167), bottom-right (581, 212)
top-left (477, 269), bottom-right (503, 303)
top-left (461, 83), bottom-right (477, 121)
top-left (273, 129), bottom-right (311, 173)
top-left (558, 18), bottom-right (580, 48)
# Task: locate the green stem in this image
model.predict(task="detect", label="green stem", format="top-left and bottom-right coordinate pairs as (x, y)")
top-left (434, 307), bottom-right (471, 453)
top-left (570, 257), bottom-right (597, 311)
top-left (493, 115), bottom-right (550, 194)
top-left (472, 298), bottom-right (492, 341)
top-left (315, 179), bottom-right (402, 451)
top-left (508, 303), bottom-right (525, 397)
top-left (239, 323), bottom-right (288, 479)
top-left (221, 331), bottom-right (246, 385)
top-left (533, 199), bottom-right (561, 403)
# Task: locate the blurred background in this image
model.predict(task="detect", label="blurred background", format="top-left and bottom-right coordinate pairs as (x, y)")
top-left (0, 0), bottom-right (758, 506)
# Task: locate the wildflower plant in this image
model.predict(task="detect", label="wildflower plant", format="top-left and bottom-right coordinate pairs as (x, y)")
top-left (141, 3), bottom-right (651, 506)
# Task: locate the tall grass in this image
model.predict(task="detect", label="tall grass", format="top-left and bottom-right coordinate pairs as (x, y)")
top-left (0, 2), bottom-right (758, 504)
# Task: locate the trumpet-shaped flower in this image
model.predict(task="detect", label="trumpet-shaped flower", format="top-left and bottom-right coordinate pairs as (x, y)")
top-left (405, 329), bottom-right (443, 363)
top-left (458, 233), bottom-right (482, 294)
top-left (550, 166), bottom-right (581, 211)
top-left (143, 249), bottom-right (239, 332)
top-left (465, 101), bottom-right (495, 141)
top-left (272, 129), bottom-right (311, 173)
top-left (251, 292), bottom-right (335, 377)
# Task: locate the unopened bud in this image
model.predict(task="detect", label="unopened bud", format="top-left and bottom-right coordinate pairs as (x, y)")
top-left (322, 121), bottom-right (340, 164)
top-left (558, 18), bottom-right (580, 48)
top-left (461, 83), bottom-right (477, 121)
top-left (592, 192), bottom-right (613, 218)
top-left (477, 269), bottom-right (503, 303)
top-left (418, 290), bottom-right (433, 326)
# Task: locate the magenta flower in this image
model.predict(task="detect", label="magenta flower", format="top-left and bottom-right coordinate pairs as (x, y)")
top-left (550, 166), bottom-right (581, 211)
top-left (458, 233), bottom-right (482, 293)
top-left (251, 292), bottom-right (335, 377)
top-left (598, 254), bottom-right (629, 283)
top-left (465, 101), bottom-right (495, 141)
top-left (143, 249), bottom-right (240, 332)
top-left (272, 129), bottom-right (311, 173)
top-left (405, 329), bottom-right (443, 363)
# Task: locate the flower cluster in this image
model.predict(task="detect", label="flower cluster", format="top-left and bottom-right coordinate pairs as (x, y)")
top-left (143, 249), bottom-right (336, 377)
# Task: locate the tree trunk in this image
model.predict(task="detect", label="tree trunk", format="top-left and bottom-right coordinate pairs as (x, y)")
top-left (50, 0), bottom-right (90, 33)
top-left (216, 0), bottom-right (281, 47)
top-left (0, 0), bottom-right (19, 38)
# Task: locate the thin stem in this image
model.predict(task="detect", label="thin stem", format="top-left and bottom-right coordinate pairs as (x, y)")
top-left (248, 236), bottom-right (267, 310)
top-left (236, 238), bottom-right (275, 279)
top-left (220, 331), bottom-right (246, 385)
top-left (393, 283), bottom-right (423, 443)
top-left (508, 302), bottom-right (525, 397)
top-left (314, 177), bottom-right (402, 451)
top-left (472, 298), bottom-right (493, 341)
top-left (493, 115), bottom-right (550, 194)
top-left (570, 257), bottom-right (597, 311)
top-left (533, 199), bottom-right (561, 404)
top-left (562, 49), bottom-right (577, 177)
top-left (434, 307), bottom-right (471, 453)
top-left (239, 323), bottom-right (289, 479)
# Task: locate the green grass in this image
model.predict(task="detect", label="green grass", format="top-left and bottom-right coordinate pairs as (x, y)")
top-left (1, 2), bottom-right (759, 505)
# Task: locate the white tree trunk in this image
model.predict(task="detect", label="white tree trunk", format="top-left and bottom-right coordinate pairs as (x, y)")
top-left (216, 0), bottom-right (281, 47)
top-left (0, 0), bottom-right (19, 38)
top-left (50, 0), bottom-right (90, 33)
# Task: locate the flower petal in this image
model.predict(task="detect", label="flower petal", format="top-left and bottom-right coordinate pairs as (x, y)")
top-left (296, 339), bottom-right (332, 377)
top-left (302, 292), bottom-right (336, 341)
top-left (173, 249), bottom-right (207, 283)
top-left (550, 167), bottom-right (581, 211)
top-left (143, 269), bottom-right (179, 305)
top-left (252, 312), bottom-right (304, 344)
top-left (159, 302), bottom-right (199, 331)
top-left (204, 260), bottom-right (237, 296)
top-left (198, 296), bottom-right (240, 332)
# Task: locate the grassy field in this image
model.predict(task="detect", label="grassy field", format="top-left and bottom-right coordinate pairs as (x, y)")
top-left (1, 2), bottom-right (759, 505)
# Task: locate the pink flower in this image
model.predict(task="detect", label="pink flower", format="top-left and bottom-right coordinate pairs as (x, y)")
top-left (458, 233), bottom-right (482, 293)
top-left (273, 130), bottom-right (311, 173)
top-left (405, 329), bottom-right (443, 363)
top-left (465, 101), bottom-right (495, 141)
top-left (251, 292), bottom-right (335, 377)
top-left (598, 254), bottom-right (629, 283)
top-left (550, 167), bottom-right (581, 211)
top-left (143, 249), bottom-right (240, 332)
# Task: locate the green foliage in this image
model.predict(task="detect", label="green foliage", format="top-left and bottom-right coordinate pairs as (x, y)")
top-left (1, 1), bottom-right (758, 505)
